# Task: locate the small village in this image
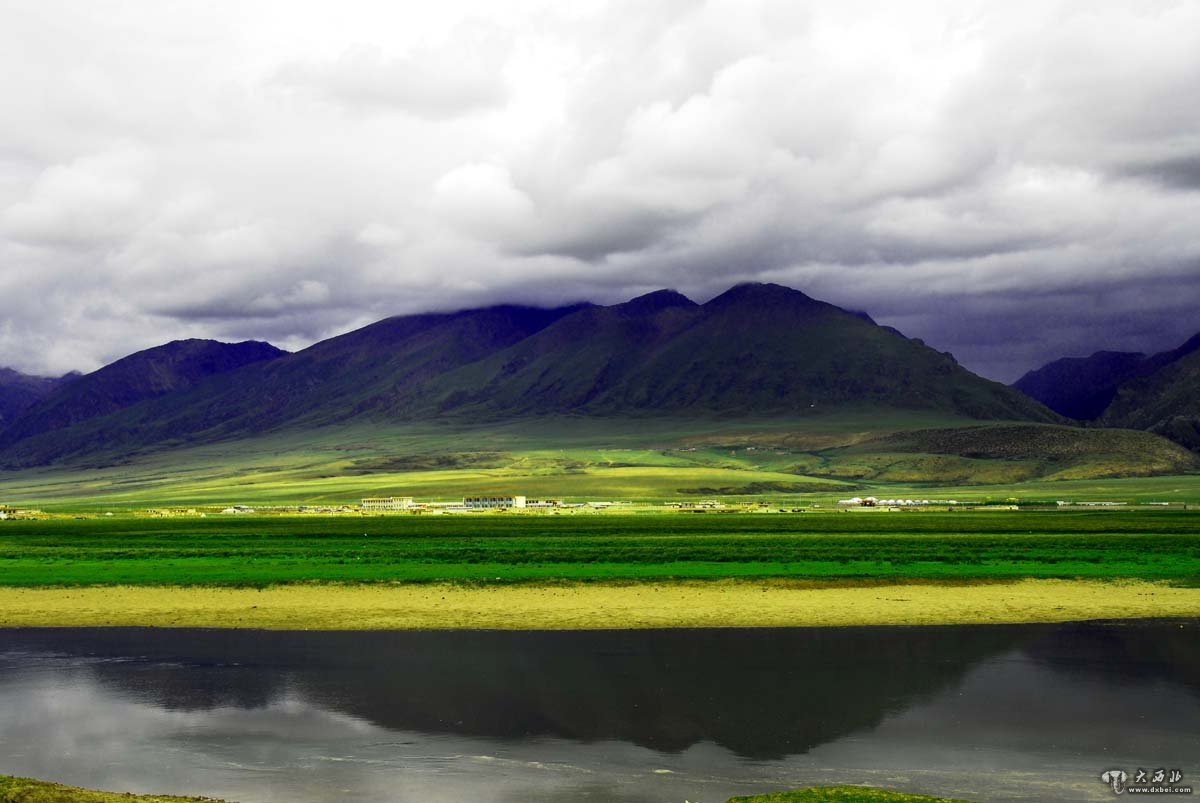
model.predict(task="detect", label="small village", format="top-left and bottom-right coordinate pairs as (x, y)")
top-left (3, 494), bottom-right (1192, 521)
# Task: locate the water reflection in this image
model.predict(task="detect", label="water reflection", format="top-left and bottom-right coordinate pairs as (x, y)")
top-left (0, 626), bottom-right (1032, 758)
top-left (0, 621), bottom-right (1197, 803)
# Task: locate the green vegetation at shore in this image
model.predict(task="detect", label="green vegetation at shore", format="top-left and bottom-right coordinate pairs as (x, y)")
top-left (728, 787), bottom-right (973, 802)
top-left (1, 511), bottom-right (1199, 586)
top-left (0, 775), bottom-right (227, 803)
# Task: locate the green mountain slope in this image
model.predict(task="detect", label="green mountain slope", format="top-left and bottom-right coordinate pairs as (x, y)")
top-left (0, 339), bottom-right (285, 451)
top-left (0, 284), bottom-right (1062, 468)
top-left (0, 305), bottom-right (587, 466)
top-left (421, 284), bottom-right (1058, 421)
top-left (1103, 340), bottom-right (1200, 449)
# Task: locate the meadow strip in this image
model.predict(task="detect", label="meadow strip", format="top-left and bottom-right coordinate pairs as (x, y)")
top-left (0, 579), bottom-right (1196, 629)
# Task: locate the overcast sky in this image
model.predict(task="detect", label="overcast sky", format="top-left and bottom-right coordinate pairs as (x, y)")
top-left (2, 0), bottom-right (1199, 382)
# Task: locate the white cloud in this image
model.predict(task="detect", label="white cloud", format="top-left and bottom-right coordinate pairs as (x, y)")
top-left (274, 22), bottom-right (511, 119)
top-left (0, 0), bottom-right (1199, 380)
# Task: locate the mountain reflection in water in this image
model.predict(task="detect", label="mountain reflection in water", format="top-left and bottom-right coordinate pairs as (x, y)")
top-left (0, 621), bottom-right (1197, 803)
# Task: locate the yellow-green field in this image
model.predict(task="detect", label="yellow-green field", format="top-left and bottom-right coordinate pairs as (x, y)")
top-left (0, 415), bottom-right (1197, 512)
top-left (1, 579), bottom-right (1195, 629)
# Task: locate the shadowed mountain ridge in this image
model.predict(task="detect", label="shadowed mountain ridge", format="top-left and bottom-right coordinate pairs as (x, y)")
top-left (0, 284), bottom-right (1061, 467)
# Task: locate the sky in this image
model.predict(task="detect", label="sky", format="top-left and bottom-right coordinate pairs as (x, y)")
top-left (1, 0), bottom-right (1199, 382)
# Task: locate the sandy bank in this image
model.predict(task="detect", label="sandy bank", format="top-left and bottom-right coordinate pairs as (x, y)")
top-left (0, 579), bottom-right (1196, 629)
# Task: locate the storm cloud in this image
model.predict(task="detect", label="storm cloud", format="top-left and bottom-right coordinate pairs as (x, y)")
top-left (2, 0), bottom-right (1199, 381)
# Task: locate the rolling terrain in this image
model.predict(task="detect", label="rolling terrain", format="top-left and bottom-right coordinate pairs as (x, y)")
top-left (0, 414), bottom-right (1195, 511)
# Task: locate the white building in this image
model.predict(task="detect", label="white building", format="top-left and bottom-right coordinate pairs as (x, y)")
top-left (463, 495), bottom-right (526, 509)
top-left (361, 497), bottom-right (415, 512)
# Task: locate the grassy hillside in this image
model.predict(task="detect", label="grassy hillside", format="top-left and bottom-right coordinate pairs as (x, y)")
top-left (0, 284), bottom-right (1060, 469)
top-left (1104, 345), bottom-right (1200, 449)
top-left (849, 424), bottom-right (1198, 481)
top-left (0, 306), bottom-right (584, 467)
top-left (424, 283), bottom-right (1057, 421)
top-left (0, 413), bottom-right (1195, 511)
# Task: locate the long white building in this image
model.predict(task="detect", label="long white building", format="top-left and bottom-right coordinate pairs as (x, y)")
top-left (361, 496), bottom-right (415, 512)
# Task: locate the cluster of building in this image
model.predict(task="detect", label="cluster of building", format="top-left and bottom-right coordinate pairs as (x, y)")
top-left (664, 499), bottom-right (728, 510)
top-left (359, 495), bottom-right (586, 513)
top-left (836, 497), bottom-right (960, 507)
top-left (0, 504), bottom-right (43, 520)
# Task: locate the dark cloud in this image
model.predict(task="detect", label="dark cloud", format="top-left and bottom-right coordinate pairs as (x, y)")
top-left (1, 1), bottom-right (1200, 382)
top-left (1119, 154), bottom-right (1200, 192)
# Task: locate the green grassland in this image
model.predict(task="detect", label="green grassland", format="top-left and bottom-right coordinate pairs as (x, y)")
top-left (2, 511), bottom-right (1199, 586)
top-left (0, 412), bottom-right (1196, 512)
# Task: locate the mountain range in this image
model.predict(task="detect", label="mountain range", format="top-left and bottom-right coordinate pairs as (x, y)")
top-left (1013, 332), bottom-right (1200, 449)
top-left (0, 368), bottom-right (78, 427)
top-left (0, 283), bottom-right (1062, 468)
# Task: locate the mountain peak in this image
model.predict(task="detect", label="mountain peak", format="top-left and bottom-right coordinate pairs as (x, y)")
top-left (705, 282), bottom-right (819, 308)
top-left (0, 338), bottom-right (288, 451)
top-left (615, 289), bottom-right (697, 315)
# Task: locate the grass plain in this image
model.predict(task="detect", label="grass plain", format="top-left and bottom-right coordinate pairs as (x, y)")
top-left (1, 413), bottom-right (1198, 629)
top-left (1, 511), bottom-right (1199, 586)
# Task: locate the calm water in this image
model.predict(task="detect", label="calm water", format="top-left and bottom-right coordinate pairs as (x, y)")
top-left (0, 622), bottom-right (1197, 802)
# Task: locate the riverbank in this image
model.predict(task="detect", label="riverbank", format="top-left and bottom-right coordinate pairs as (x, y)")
top-left (0, 775), bottom-right (228, 802)
top-left (0, 775), bottom-right (969, 803)
top-left (0, 578), bottom-right (1196, 629)
top-left (730, 788), bottom-right (972, 802)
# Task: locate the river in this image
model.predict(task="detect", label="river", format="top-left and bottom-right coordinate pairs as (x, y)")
top-left (0, 621), bottom-right (1196, 802)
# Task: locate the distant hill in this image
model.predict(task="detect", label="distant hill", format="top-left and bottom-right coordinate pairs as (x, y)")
top-left (1012, 351), bottom-right (1148, 420)
top-left (1014, 331), bottom-right (1200, 450)
top-left (0, 339), bottom-right (286, 453)
top-left (860, 423), bottom-right (1198, 480)
top-left (0, 368), bottom-right (74, 426)
top-left (1103, 335), bottom-right (1200, 450)
top-left (0, 284), bottom-right (1062, 467)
